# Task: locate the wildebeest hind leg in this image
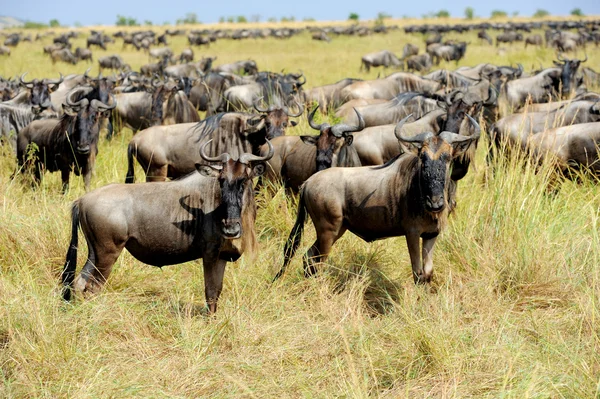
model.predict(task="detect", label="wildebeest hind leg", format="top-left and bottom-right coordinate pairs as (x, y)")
top-left (304, 225), bottom-right (347, 277)
top-left (75, 240), bottom-right (123, 295)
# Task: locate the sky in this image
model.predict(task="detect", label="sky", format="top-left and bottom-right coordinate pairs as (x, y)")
top-left (2, 0), bottom-right (600, 27)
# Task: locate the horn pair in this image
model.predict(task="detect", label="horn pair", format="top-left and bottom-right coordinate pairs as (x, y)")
top-left (200, 140), bottom-right (274, 164)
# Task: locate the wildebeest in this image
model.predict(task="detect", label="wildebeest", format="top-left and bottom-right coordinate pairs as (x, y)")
top-left (15, 72), bottom-right (64, 112)
top-left (98, 55), bottom-right (130, 72)
top-left (188, 71), bottom-right (231, 114)
top-left (428, 42), bottom-right (467, 65)
top-left (50, 48), bottom-right (78, 65)
top-left (274, 114), bottom-right (480, 282)
top-left (527, 122), bottom-right (600, 177)
top-left (312, 31), bottom-right (331, 42)
top-left (125, 112), bottom-right (270, 182)
top-left (477, 30), bottom-right (492, 45)
top-left (212, 60), bottom-right (258, 75)
top-left (259, 106), bottom-right (364, 192)
top-left (525, 34), bottom-right (543, 47)
top-left (165, 57), bottom-right (215, 78)
top-left (401, 43), bottom-right (419, 59)
top-left (74, 47), bottom-right (93, 62)
top-left (179, 48), bottom-right (194, 63)
top-left (16, 87), bottom-right (116, 192)
top-left (110, 91), bottom-right (153, 134)
top-left (149, 80), bottom-right (200, 126)
top-left (61, 141), bottom-right (274, 314)
top-left (252, 97), bottom-right (302, 139)
top-left (149, 47), bottom-right (173, 61)
top-left (496, 31), bottom-right (523, 46)
top-left (339, 72), bottom-right (441, 102)
top-left (302, 78), bottom-right (363, 111)
top-left (360, 50), bottom-right (402, 72)
top-left (86, 34), bottom-right (106, 50)
top-left (405, 54), bottom-right (432, 73)
top-left (0, 45), bottom-right (10, 56)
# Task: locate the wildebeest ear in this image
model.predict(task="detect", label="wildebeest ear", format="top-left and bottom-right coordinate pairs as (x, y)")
top-left (195, 163), bottom-right (220, 177)
top-left (344, 135), bottom-right (354, 145)
top-left (251, 162), bottom-right (266, 177)
top-left (290, 120), bottom-right (298, 127)
top-left (300, 135), bottom-right (318, 146)
top-left (48, 85), bottom-right (58, 93)
top-left (245, 114), bottom-right (267, 134)
top-left (398, 140), bottom-right (421, 155)
top-left (63, 105), bottom-right (78, 116)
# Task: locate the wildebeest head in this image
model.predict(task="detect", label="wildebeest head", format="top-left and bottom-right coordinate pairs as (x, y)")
top-left (196, 140), bottom-right (274, 238)
top-left (438, 90), bottom-right (485, 133)
top-left (176, 76), bottom-right (196, 97)
top-left (253, 97), bottom-right (302, 139)
top-left (395, 113), bottom-right (480, 213)
top-left (150, 80), bottom-right (178, 125)
top-left (20, 72), bottom-right (63, 113)
top-left (554, 53), bottom-right (587, 97)
top-left (64, 87), bottom-right (116, 154)
top-left (84, 71), bottom-right (118, 104)
top-left (301, 105), bottom-right (365, 171)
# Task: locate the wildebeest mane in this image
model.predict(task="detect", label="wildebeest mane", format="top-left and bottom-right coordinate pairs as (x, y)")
top-left (192, 112), bottom-right (226, 142)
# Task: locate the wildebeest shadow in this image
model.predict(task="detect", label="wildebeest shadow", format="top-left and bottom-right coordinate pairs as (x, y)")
top-left (328, 250), bottom-right (403, 316)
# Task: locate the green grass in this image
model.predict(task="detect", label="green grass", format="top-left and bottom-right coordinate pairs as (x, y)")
top-left (1, 25), bottom-right (600, 398)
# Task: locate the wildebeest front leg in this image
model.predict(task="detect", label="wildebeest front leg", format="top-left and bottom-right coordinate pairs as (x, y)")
top-left (406, 231), bottom-right (425, 284)
top-left (203, 254), bottom-right (227, 314)
top-left (60, 168), bottom-right (70, 193)
top-left (421, 236), bottom-right (437, 283)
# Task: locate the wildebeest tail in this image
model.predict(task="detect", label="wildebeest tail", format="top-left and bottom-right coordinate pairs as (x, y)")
top-left (61, 201), bottom-right (80, 301)
top-left (274, 188), bottom-right (308, 281)
top-left (125, 143), bottom-right (135, 183)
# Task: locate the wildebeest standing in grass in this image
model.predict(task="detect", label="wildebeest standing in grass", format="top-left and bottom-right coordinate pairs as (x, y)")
top-left (259, 106), bottom-right (364, 192)
top-left (360, 50), bottom-right (402, 72)
top-left (274, 114), bottom-right (481, 283)
top-left (125, 112), bottom-right (270, 182)
top-left (62, 141), bottom-right (274, 315)
top-left (16, 87), bottom-right (116, 192)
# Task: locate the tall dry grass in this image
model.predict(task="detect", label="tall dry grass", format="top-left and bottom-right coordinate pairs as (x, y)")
top-left (1, 24), bottom-right (599, 398)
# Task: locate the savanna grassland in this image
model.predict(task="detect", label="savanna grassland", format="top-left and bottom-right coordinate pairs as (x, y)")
top-left (1, 18), bottom-right (600, 398)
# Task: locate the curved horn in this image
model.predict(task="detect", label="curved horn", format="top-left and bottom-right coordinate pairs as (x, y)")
top-left (200, 140), bottom-right (231, 163)
top-left (465, 114), bottom-right (481, 140)
top-left (284, 98), bottom-right (303, 117)
top-left (484, 86), bottom-right (498, 106)
top-left (253, 96), bottom-right (269, 113)
top-left (65, 86), bottom-right (94, 109)
top-left (239, 139), bottom-right (274, 164)
top-left (308, 105), bottom-right (327, 131)
top-left (516, 63), bottom-right (524, 76)
top-left (581, 53), bottom-right (588, 63)
top-left (90, 94), bottom-right (117, 111)
top-left (296, 72), bottom-right (306, 86)
top-left (19, 72), bottom-right (34, 87)
top-left (83, 67), bottom-right (92, 80)
top-left (44, 73), bottom-right (64, 86)
top-left (393, 114), bottom-right (415, 142)
top-left (331, 108), bottom-right (365, 137)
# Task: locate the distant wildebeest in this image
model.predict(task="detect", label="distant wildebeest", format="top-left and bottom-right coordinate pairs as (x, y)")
top-left (496, 31), bottom-right (523, 47)
top-left (339, 72), bottom-right (441, 102)
top-left (478, 30), bottom-right (492, 45)
top-left (312, 31), bottom-right (331, 42)
top-left (16, 87), bottom-right (116, 192)
top-left (274, 114), bottom-right (481, 283)
top-left (401, 43), bottom-right (419, 59)
top-left (525, 34), bottom-right (543, 47)
top-left (98, 55), bottom-right (130, 72)
top-left (405, 54), bottom-right (432, 73)
top-left (302, 78), bottom-right (363, 111)
top-left (179, 48), bottom-right (194, 63)
top-left (50, 48), bottom-right (78, 65)
top-left (74, 47), bottom-right (93, 62)
top-left (165, 57), bottom-right (216, 78)
top-left (428, 42), bottom-right (467, 65)
top-left (527, 122), bottom-right (600, 177)
top-left (61, 141), bottom-right (274, 315)
top-left (149, 47), bottom-right (173, 61)
top-left (86, 34), bottom-right (106, 50)
top-left (188, 33), bottom-right (211, 47)
top-left (0, 45), bottom-right (10, 56)
top-left (259, 106), bottom-right (364, 192)
top-left (360, 50), bottom-right (402, 72)
top-left (125, 112), bottom-right (271, 182)
top-left (212, 60), bottom-right (258, 75)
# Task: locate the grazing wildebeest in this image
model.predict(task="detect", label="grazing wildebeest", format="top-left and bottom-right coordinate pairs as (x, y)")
top-left (478, 30), bottom-right (492, 45)
top-left (98, 55), bottom-right (130, 72)
top-left (302, 78), bottom-right (363, 111)
top-left (339, 72), bottom-right (441, 102)
top-left (74, 47), bottom-right (93, 62)
top-left (360, 50), bottom-right (402, 72)
top-left (401, 43), bottom-right (419, 59)
top-left (312, 31), bottom-right (331, 42)
top-left (405, 54), bottom-right (432, 73)
top-left (489, 100), bottom-right (600, 154)
top-left (527, 122), bottom-right (600, 177)
top-left (179, 48), bottom-right (194, 63)
top-left (525, 34), bottom-right (543, 47)
top-left (61, 141), bottom-right (274, 314)
top-left (212, 60), bottom-right (258, 75)
top-left (274, 114), bottom-right (480, 283)
top-left (16, 87), bottom-right (116, 192)
top-left (125, 112), bottom-right (270, 182)
top-left (259, 106), bottom-right (364, 192)
top-left (50, 48), bottom-right (78, 65)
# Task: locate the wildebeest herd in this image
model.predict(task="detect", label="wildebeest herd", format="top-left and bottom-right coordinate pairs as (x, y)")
top-left (1, 18), bottom-right (599, 314)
